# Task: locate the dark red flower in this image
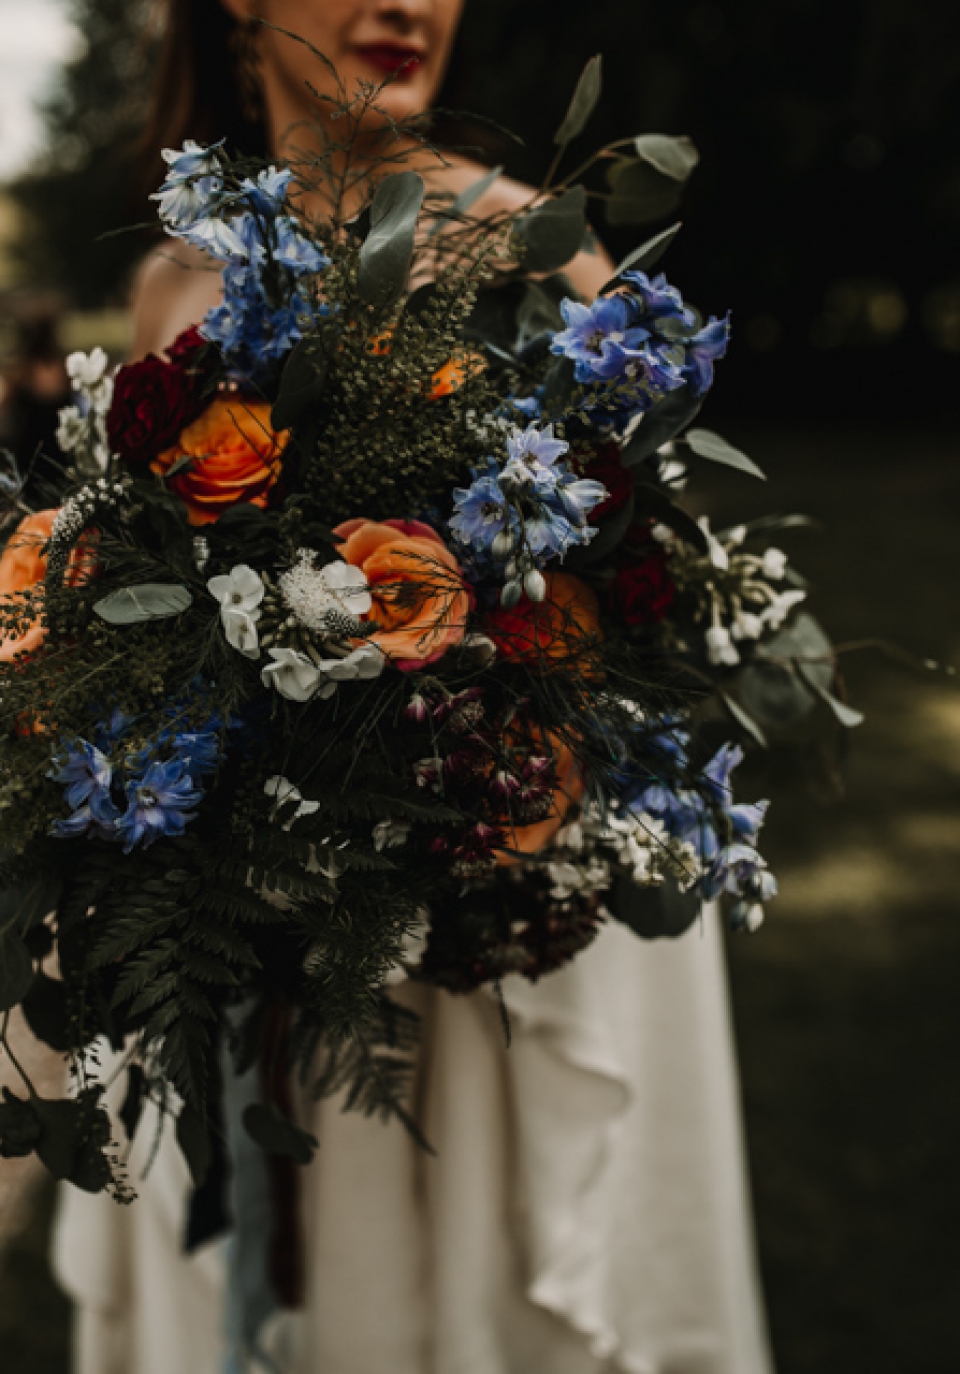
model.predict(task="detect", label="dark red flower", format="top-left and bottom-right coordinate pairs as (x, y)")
top-left (107, 333), bottom-right (211, 466)
top-left (166, 326), bottom-right (207, 362)
top-left (612, 547), bottom-right (676, 626)
top-left (582, 442), bottom-right (633, 522)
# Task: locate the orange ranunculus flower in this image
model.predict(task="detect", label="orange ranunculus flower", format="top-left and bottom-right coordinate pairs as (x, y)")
top-left (333, 517), bottom-right (471, 671)
top-left (0, 509), bottom-right (57, 662)
top-left (483, 571), bottom-right (602, 666)
top-left (426, 349), bottom-right (486, 400)
top-left (151, 396), bottom-right (289, 526)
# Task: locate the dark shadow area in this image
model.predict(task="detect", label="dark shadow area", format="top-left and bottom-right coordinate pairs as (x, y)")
top-left (0, 1178), bottom-right (71, 1374)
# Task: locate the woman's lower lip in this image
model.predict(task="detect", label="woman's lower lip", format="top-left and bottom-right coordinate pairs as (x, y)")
top-left (354, 46), bottom-right (424, 79)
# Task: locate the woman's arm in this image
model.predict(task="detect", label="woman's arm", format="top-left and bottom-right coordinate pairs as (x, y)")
top-left (129, 242), bottom-right (222, 360)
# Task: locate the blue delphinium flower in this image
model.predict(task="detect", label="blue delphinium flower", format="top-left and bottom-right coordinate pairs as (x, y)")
top-left (51, 739), bottom-right (113, 811)
top-left (448, 424), bottom-right (607, 579)
top-left (170, 728), bottom-right (221, 780)
top-left (501, 422), bottom-right (570, 490)
top-left (202, 269), bottom-right (317, 374)
top-left (552, 471), bottom-right (609, 526)
top-left (449, 464), bottom-right (514, 550)
top-left (274, 217), bottom-right (330, 275)
top-left (682, 315), bottom-right (731, 395)
top-left (151, 141), bottom-right (225, 232)
top-left (50, 798), bottom-right (121, 841)
top-left (552, 269), bottom-right (730, 435)
top-left (241, 166), bottom-right (293, 215)
top-left (551, 294), bottom-right (648, 383)
top-left (619, 271), bottom-right (694, 327)
top-left (617, 731), bottom-right (775, 917)
top-left (114, 759), bottom-right (204, 853)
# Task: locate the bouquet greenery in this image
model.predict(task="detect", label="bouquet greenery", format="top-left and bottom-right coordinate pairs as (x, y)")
top-left (0, 64), bottom-right (856, 1193)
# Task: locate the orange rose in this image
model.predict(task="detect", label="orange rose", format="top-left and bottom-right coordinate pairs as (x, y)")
top-left (0, 509), bottom-right (57, 662)
top-left (333, 518), bottom-right (471, 670)
top-left (151, 396), bottom-right (289, 526)
top-left (484, 572), bottom-right (602, 666)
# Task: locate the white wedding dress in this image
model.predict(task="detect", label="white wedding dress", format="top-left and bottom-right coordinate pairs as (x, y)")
top-left (53, 909), bottom-right (774, 1374)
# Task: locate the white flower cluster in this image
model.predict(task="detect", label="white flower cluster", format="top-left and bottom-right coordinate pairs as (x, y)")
top-left (673, 519), bottom-right (806, 668)
top-left (278, 550), bottom-right (371, 636)
top-left (56, 349), bottom-right (115, 480)
top-left (47, 478), bottom-right (125, 565)
top-left (208, 561), bottom-right (385, 703)
top-left (522, 801), bottom-right (698, 907)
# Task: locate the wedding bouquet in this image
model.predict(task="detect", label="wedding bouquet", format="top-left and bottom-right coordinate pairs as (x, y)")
top-left (0, 66), bottom-right (856, 1192)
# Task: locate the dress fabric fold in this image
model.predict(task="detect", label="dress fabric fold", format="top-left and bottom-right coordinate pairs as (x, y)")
top-left (53, 908), bottom-right (775, 1374)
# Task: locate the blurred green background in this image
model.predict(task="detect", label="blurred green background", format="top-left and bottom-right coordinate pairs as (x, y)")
top-left (1, 3), bottom-right (959, 1372)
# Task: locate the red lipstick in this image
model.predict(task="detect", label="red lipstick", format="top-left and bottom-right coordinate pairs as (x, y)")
top-left (354, 44), bottom-right (424, 80)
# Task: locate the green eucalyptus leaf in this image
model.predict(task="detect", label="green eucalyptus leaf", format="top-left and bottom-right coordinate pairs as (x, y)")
top-left (93, 583), bottom-right (192, 626)
top-left (0, 872), bottom-right (61, 932)
top-left (632, 484), bottom-right (708, 552)
top-left (796, 664), bottom-right (865, 727)
top-left (601, 223), bottom-right (682, 293)
top-left (633, 133), bottom-right (700, 181)
top-left (428, 165), bottom-right (504, 236)
top-left (516, 281), bottom-right (566, 346)
top-left (621, 386), bottom-right (703, 467)
top-left (243, 1102), bottom-right (318, 1165)
top-left (514, 186), bottom-right (587, 273)
top-left (540, 355), bottom-right (578, 414)
top-left (565, 491), bottom-right (636, 568)
top-left (735, 661), bottom-right (818, 730)
top-left (684, 428), bottom-right (766, 480)
top-left (273, 336), bottom-right (330, 431)
top-left (553, 54), bottom-right (603, 146)
top-left (612, 877), bottom-right (701, 939)
top-left (0, 929), bottom-right (34, 1011)
top-left (358, 171), bottom-right (425, 309)
top-left (176, 1102), bottom-right (212, 1188)
top-left (606, 160), bottom-right (684, 228)
top-left (719, 691), bottom-right (769, 748)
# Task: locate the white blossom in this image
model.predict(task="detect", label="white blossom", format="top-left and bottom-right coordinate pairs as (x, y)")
top-left (221, 607), bottom-right (260, 658)
top-left (696, 516), bottom-right (730, 571)
top-left (265, 775), bottom-right (321, 827)
top-left (207, 564), bottom-right (265, 613)
top-left (761, 547), bottom-right (788, 581)
top-left (760, 589), bottom-right (806, 631)
top-left (56, 406), bottom-right (85, 453)
top-left (705, 625), bottom-right (740, 666)
top-left (731, 610), bottom-right (764, 642)
top-left (66, 348), bottom-right (109, 390)
top-left (209, 566), bottom-right (265, 658)
top-left (372, 819), bottom-right (411, 852)
top-left (279, 552), bottom-right (371, 636)
top-left (316, 642), bottom-right (385, 684)
top-left (261, 647), bottom-right (328, 702)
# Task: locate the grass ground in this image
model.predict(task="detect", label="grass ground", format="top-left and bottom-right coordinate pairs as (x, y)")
top-left (0, 423), bottom-right (957, 1373)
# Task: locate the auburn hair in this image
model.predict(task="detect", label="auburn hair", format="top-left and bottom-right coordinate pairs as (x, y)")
top-left (139, 0), bottom-right (267, 196)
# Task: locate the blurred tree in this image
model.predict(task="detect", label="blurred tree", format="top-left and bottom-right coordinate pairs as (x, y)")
top-left (6, 0), bottom-right (156, 309)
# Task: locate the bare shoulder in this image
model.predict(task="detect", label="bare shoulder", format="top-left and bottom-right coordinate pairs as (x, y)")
top-left (129, 240), bottom-right (222, 360)
top-left (426, 153), bottom-right (614, 300)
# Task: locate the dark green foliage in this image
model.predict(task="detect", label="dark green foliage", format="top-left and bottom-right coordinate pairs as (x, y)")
top-left (242, 1104), bottom-right (318, 1164)
top-left (6, 0), bottom-right (156, 305)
